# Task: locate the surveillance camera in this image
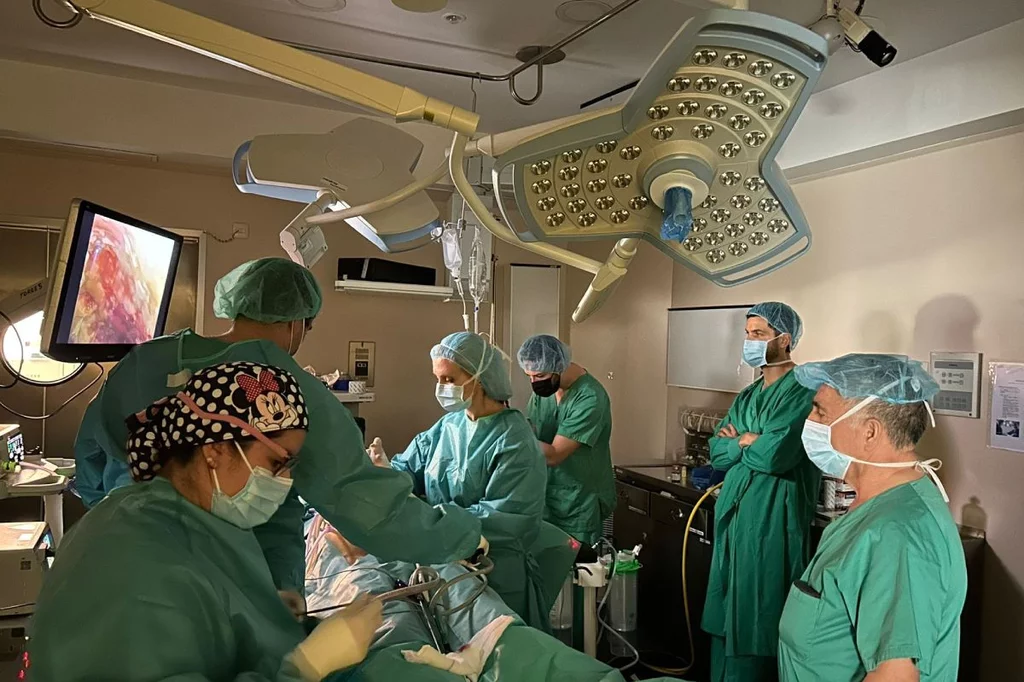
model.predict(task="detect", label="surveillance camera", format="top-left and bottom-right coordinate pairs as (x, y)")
top-left (838, 7), bottom-right (896, 67)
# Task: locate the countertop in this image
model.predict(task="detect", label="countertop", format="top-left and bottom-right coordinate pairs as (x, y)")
top-left (614, 464), bottom-right (717, 509)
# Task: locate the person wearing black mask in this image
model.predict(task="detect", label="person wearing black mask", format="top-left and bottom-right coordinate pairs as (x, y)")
top-left (516, 335), bottom-right (614, 546)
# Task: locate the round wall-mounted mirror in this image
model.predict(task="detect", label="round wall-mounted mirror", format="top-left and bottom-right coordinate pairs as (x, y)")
top-left (1, 311), bottom-right (83, 386)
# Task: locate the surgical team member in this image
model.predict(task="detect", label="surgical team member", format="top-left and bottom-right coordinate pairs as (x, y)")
top-left (517, 335), bottom-right (614, 546)
top-left (74, 258), bottom-right (484, 603)
top-left (703, 302), bottom-right (820, 682)
top-left (32, 363), bottom-right (383, 681)
top-left (779, 354), bottom-right (967, 682)
top-left (366, 333), bottom-right (548, 629)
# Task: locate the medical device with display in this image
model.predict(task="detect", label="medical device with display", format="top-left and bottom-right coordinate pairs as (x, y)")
top-left (40, 199), bottom-right (182, 363)
top-left (0, 425), bottom-right (24, 473)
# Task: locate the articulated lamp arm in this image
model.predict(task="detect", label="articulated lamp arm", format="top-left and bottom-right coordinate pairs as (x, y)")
top-left (69, 0), bottom-right (637, 322)
top-left (72, 0), bottom-right (479, 136)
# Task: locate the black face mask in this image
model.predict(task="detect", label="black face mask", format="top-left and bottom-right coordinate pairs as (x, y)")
top-left (531, 374), bottom-right (560, 398)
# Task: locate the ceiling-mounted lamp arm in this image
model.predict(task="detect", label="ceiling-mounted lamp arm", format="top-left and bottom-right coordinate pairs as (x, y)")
top-left (69, 0), bottom-right (479, 136)
top-left (448, 133), bottom-right (602, 275)
top-left (509, 64), bottom-right (544, 106)
top-left (572, 238), bottom-right (639, 323)
top-left (306, 158), bottom-right (449, 226)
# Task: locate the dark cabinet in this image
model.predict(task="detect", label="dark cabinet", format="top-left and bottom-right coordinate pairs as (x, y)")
top-left (612, 468), bottom-right (715, 682)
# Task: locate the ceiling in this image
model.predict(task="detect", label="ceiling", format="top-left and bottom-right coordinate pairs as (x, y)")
top-left (3, 0), bottom-right (1024, 134)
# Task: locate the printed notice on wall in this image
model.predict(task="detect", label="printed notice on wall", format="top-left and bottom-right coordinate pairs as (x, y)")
top-left (989, 363), bottom-right (1024, 453)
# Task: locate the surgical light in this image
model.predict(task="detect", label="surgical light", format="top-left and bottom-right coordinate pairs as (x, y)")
top-left (62, 1), bottom-right (827, 323)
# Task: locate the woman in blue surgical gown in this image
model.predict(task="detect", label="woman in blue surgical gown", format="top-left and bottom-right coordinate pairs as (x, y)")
top-left (31, 362), bottom-right (383, 681)
top-left (373, 332), bottom-right (550, 629)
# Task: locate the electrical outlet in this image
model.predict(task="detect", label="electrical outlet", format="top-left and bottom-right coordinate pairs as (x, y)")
top-left (233, 222), bottom-right (249, 239)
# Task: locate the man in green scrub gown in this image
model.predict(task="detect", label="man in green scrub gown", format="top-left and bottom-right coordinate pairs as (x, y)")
top-left (703, 302), bottom-right (820, 682)
top-left (779, 353), bottom-right (967, 682)
top-left (517, 335), bottom-right (614, 546)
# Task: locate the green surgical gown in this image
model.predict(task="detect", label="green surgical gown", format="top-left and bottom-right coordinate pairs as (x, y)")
top-left (702, 370), bottom-right (819, 678)
top-left (74, 330), bottom-right (482, 592)
top-left (778, 477), bottom-right (967, 682)
top-left (525, 373), bottom-right (615, 545)
top-left (30, 477), bottom-right (308, 681)
top-left (391, 408), bottom-right (549, 629)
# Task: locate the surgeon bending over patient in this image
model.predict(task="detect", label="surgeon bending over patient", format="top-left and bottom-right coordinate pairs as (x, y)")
top-left (32, 362), bottom-right (382, 681)
top-left (74, 258), bottom-right (486, 615)
top-left (365, 332), bottom-right (550, 630)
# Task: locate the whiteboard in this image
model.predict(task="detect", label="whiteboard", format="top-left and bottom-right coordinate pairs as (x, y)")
top-left (667, 305), bottom-right (757, 393)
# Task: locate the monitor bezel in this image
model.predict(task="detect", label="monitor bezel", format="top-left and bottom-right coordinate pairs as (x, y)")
top-left (40, 199), bottom-right (183, 363)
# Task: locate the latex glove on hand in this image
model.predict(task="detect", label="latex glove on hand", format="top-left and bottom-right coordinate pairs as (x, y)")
top-left (717, 424), bottom-right (739, 439)
top-left (460, 535), bottom-right (489, 569)
top-left (367, 438), bottom-right (389, 468)
top-left (289, 593), bottom-right (383, 681)
top-left (279, 590), bottom-right (306, 622)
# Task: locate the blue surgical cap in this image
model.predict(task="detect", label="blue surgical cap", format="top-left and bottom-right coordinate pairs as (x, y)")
top-left (517, 335), bottom-right (571, 374)
top-left (747, 301), bottom-right (803, 349)
top-left (431, 332), bottom-right (512, 401)
top-left (794, 354), bottom-right (939, 404)
top-left (213, 258), bottom-right (322, 323)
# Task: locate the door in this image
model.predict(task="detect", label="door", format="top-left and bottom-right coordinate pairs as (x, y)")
top-left (508, 264), bottom-right (561, 412)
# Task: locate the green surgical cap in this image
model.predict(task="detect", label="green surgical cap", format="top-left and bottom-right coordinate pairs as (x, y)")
top-left (794, 353), bottom-right (939, 404)
top-left (517, 335), bottom-right (571, 374)
top-left (213, 258), bottom-right (323, 323)
top-left (747, 301), bottom-right (803, 348)
top-left (431, 332), bottom-right (512, 401)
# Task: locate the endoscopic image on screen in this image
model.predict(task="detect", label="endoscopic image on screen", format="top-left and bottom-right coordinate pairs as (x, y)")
top-left (69, 215), bottom-right (176, 345)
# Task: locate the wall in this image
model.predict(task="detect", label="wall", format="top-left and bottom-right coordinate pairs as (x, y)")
top-left (567, 240), bottom-right (674, 465)
top-left (0, 147), bottom-right (474, 452)
top-left (669, 130), bottom-right (1024, 679)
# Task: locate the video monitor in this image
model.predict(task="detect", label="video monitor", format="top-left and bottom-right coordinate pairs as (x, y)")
top-left (41, 199), bottom-right (182, 363)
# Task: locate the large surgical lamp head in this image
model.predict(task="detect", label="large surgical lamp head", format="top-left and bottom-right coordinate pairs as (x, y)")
top-left (491, 10), bottom-right (828, 289)
top-left (233, 118), bottom-right (443, 258)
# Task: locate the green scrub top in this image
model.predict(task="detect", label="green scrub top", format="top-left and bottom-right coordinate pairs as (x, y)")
top-left (30, 478), bottom-right (307, 681)
top-left (526, 373), bottom-right (614, 545)
top-left (778, 477), bottom-right (968, 682)
top-left (74, 330), bottom-right (482, 593)
top-left (703, 370), bottom-right (819, 658)
top-left (391, 408), bottom-right (548, 628)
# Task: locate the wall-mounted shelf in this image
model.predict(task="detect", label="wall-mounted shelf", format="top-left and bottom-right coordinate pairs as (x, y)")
top-left (334, 280), bottom-right (453, 299)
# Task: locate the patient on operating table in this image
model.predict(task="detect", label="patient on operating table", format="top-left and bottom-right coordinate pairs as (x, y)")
top-left (304, 512), bottom-right (636, 682)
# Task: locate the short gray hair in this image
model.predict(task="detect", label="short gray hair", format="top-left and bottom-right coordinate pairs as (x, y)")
top-left (862, 401), bottom-right (929, 450)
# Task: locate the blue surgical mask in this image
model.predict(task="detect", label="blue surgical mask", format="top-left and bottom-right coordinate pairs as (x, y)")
top-left (210, 442), bottom-right (294, 529)
top-left (742, 339), bottom-right (770, 368)
top-left (801, 396), bottom-right (948, 501)
top-left (436, 382), bottom-right (472, 413)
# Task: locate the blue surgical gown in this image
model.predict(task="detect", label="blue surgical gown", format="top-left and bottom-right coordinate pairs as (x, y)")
top-left (391, 408), bottom-right (549, 629)
top-left (74, 330), bottom-right (482, 592)
top-left (30, 477), bottom-right (308, 681)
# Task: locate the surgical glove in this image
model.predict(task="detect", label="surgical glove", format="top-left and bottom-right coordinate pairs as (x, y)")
top-left (289, 594), bottom-right (383, 681)
top-left (279, 590), bottom-right (306, 622)
top-left (476, 535), bottom-right (490, 557)
top-left (367, 438), bottom-right (389, 467)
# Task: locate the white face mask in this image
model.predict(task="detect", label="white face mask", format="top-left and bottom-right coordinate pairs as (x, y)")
top-left (801, 396), bottom-right (947, 502)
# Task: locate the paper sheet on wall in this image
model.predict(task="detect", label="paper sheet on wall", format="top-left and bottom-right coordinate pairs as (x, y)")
top-left (989, 363), bottom-right (1024, 453)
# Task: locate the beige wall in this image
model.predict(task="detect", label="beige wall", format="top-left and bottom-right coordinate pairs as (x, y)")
top-left (0, 147), bottom-right (477, 452)
top-left (668, 131), bottom-right (1024, 679)
top-left (567, 240), bottom-right (673, 465)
